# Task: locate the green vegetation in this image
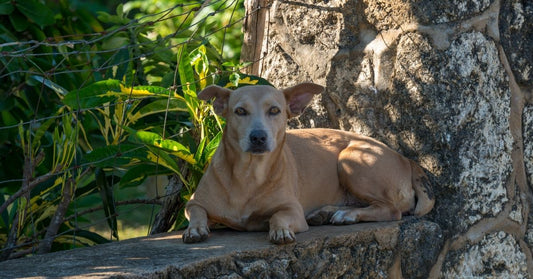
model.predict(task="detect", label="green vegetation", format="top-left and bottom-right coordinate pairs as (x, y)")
top-left (0, 0), bottom-right (269, 259)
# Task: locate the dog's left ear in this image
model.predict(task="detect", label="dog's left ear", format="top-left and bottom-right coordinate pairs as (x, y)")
top-left (283, 83), bottom-right (324, 117)
top-left (197, 85), bottom-right (232, 116)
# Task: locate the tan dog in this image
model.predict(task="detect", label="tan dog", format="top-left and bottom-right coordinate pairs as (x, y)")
top-left (182, 83), bottom-right (434, 244)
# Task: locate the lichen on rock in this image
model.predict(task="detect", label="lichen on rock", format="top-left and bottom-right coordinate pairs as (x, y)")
top-left (442, 232), bottom-right (528, 278)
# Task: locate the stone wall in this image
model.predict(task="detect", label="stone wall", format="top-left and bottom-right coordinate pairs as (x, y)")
top-left (0, 221), bottom-right (442, 278)
top-left (242, 0), bottom-right (533, 277)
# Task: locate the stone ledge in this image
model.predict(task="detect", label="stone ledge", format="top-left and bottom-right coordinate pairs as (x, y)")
top-left (0, 219), bottom-right (442, 279)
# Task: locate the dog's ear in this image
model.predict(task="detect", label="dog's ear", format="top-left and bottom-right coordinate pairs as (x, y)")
top-left (197, 85), bottom-right (232, 116)
top-left (283, 83), bottom-right (324, 117)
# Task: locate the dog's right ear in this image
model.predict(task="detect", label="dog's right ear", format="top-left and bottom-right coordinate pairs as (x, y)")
top-left (197, 85), bottom-right (232, 116)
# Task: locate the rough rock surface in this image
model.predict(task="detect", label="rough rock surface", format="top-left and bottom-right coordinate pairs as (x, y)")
top-left (0, 221), bottom-right (442, 279)
top-left (246, 0), bottom-right (533, 276)
top-left (524, 106), bottom-right (533, 248)
top-left (442, 232), bottom-right (528, 278)
top-left (499, 0), bottom-right (533, 86)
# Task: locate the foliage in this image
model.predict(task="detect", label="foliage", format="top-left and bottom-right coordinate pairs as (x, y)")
top-left (0, 0), bottom-right (270, 260)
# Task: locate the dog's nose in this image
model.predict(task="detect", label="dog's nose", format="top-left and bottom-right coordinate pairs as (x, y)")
top-left (250, 130), bottom-right (268, 146)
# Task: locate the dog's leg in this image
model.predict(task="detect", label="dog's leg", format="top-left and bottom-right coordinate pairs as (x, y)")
top-left (306, 205), bottom-right (349, 225)
top-left (182, 205), bottom-right (210, 243)
top-left (269, 206), bottom-right (308, 244)
top-left (331, 142), bottom-right (412, 225)
top-left (307, 204), bottom-right (402, 225)
top-left (329, 204), bottom-right (402, 225)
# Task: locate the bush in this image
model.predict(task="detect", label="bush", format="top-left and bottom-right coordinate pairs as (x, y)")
top-left (0, 0), bottom-right (269, 260)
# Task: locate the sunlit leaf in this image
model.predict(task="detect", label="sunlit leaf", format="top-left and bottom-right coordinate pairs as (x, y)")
top-left (127, 128), bottom-right (196, 165)
top-left (177, 44), bottom-right (196, 94)
top-left (129, 98), bottom-right (188, 124)
top-left (146, 147), bottom-right (181, 175)
top-left (31, 76), bottom-right (68, 96)
top-left (218, 73), bottom-right (274, 89)
top-left (63, 80), bottom-right (122, 109)
top-left (63, 80), bottom-right (173, 110)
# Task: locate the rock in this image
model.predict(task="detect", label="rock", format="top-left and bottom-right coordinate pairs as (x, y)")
top-left (524, 106), bottom-right (533, 194)
top-left (247, 0), bottom-right (531, 276)
top-left (362, 0), bottom-right (493, 27)
top-left (524, 105), bottom-right (533, 248)
top-left (0, 221), bottom-right (442, 278)
top-left (266, 1), bottom-right (513, 235)
top-left (499, 0), bottom-right (533, 86)
top-left (441, 232), bottom-right (529, 278)
top-left (399, 220), bottom-right (443, 279)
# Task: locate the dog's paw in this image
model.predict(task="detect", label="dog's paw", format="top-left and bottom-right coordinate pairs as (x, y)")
top-left (306, 209), bottom-right (333, 226)
top-left (182, 226), bottom-right (210, 243)
top-left (269, 228), bottom-right (296, 244)
top-left (330, 210), bottom-right (359, 225)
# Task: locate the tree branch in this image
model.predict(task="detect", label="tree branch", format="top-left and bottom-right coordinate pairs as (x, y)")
top-left (38, 177), bottom-right (74, 254)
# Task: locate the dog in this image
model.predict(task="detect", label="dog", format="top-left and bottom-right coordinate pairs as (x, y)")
top-left (182, 83), bottom-right (434, 244)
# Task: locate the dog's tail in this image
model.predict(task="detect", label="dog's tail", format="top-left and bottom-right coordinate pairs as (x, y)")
top-left (410, 160), bottom-right (435, 216)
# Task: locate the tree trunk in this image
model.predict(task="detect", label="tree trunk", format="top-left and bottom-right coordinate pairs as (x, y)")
top-left (241, 0), bottom-right (269, 75)
top-left (149, 169), bottom-right (187, 234)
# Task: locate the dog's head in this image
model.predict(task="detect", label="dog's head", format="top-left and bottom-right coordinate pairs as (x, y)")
top-left (198, 83), bottom-right (324, 154)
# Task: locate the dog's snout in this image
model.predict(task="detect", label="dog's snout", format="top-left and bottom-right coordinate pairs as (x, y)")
top-left (250, 130), bottom-right (267, 146)
top-left (247, 129), bottom-right (271, 153)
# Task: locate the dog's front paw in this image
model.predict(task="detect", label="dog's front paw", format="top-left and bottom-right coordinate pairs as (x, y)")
top-left (182, 226), bottom-right (210, 243)
top-left (269, 228), bottom-right (296, 244)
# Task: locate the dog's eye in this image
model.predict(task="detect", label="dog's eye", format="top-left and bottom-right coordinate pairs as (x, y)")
top-left (234, 107), bottom-right (248, 116)
top-left (269, 106), bottom-right (281, 116)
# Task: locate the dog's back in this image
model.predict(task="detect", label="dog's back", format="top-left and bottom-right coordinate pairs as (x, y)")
top-left (287, 128), bottom-right (435, 219)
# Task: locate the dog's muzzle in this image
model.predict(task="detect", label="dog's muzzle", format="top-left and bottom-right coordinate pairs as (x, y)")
top-left (247, 130), bottom-right (269, 154)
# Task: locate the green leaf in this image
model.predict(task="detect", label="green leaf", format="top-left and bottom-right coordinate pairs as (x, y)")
top-left (101, 36), bottom-right (129, 50)
top-left (128, 129), bottom-right (196, 165)
top-left (221, 61), bottom-right (235, 67)
top-left (67, 229), bottom-right (110, 245)
top-left (32, 76), bottom-right (68, 96)
top-left (63, 80), bottom-right (176, 109)
top-left (120, 164), bottom-right (172, 188)
top-left (217, 73), bottom-right (274, 89)
top-left (204, 131), bottom-right (222, 161)
top-left (16, 0), bottom-right (55, 28)
top-left (83, 144), bottom-right (146, 167)
top-left (229, 72), bottom-right (240, 87)
top-left (32, 111), bottom-right (58, 149)
top-left (129, 98), bottom-right (188, 124)
top-left (146, 147), bottom-right (182, 175)
top-left (107, 48), bottom-right (130, 81)
top-left (95, 168), bottom-right (118, 240)
top-left (131, 85), bottom-right (172, 95)
top-left (0, 0), bottom-right (14, 15)
top-left (194, 135), bottom-right (207, 166)
top-left (76, 9), bottom-right (104, 32)
top-left (9, 10), bottom-right (29, 32)
top-left (154, 46), bottom-right (175, 62)
top-left (63, 80), bottom-right (122, 110)
top-left (177, 45), bottom-right (196, 93)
